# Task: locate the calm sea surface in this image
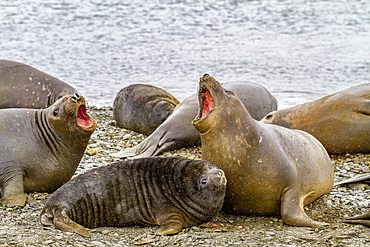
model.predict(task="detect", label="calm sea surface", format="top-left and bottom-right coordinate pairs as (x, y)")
top-left (1, 0), bottom-right (369, 109)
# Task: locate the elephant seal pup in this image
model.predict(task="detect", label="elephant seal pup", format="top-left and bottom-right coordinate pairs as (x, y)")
top-left (113, 84), bottom-right (179, 135)
top-left (0, 60), bottom-right (78, 109)
top-left (113, 82), bottom-right (277, 158)
top-left (344, 212), bottom-right (370, 227)
top-left (0, 93), bottom-right (96, 207)
top-left (40, 157), bottom-right (227, 237)
top-left (193, 74), bottom-right (334, 227)
top-left (261, 83), bottom-right (370, 154)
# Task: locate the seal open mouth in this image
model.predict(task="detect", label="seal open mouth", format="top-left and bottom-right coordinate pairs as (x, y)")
top-left (200, 88), bottom-right (213, 118)
top-left (77, 105), bottom-right (94, 128)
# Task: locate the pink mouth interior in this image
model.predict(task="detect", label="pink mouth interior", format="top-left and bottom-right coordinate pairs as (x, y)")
top-left (77, 106), bottom-right (93, 127)
top-left (201, 90), bottom-right (213, 118)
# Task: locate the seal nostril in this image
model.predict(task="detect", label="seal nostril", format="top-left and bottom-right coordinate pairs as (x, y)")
top-left (75, 93), bottom-right (80, 99)
top-left (70, 96), bottom-right (77, 103)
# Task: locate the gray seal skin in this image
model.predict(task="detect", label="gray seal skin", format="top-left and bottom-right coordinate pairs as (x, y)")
top-left (113, 82), bottom-right (277, 158)
top-left (40, 157), bottom-right (227, 237)
top-left (0, 93), bottom-right (97, 207)
top-left (113, 84), bottom-right (179, 135)
top-left (261, 83), bottom-right (370, 154)
top-left (0, 60), bottom-right (78, 109)
top-left (192, 74), bottom-right (334, 227)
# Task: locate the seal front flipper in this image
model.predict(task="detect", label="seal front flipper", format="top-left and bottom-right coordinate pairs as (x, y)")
top-left (280, 186), bottom-right (328, 227)
top-left (1, 169), bottom-right (26, 207)
top-left (40, 208), bottom-right (90, 237)
top-left (344, 212), bottom-right (370, 227)
top-left (155, 213), bottom-right (184, 235)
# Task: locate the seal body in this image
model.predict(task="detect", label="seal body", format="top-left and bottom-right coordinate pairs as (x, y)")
top-left (113, 84), bottom-right (179, 135)
top-left (261, 83), bottom-right (370, 154)
top-left (0, 94), bottom-right (96, 207)
top-left (114, 82), bottom-right (277, 158)
top-left (40, 157), bottom-right (226, 237)
top-left (0, 60), bottom-right (78, 109)
top-left (193, 74), bottom-right (334, 227)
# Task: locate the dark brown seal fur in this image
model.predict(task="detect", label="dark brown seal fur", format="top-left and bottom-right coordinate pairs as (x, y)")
top-left (193, 74), bottom-right (334, 227)
top-left (0, 93), bottom-right (96, 207)
top-left (261, 83), bottom-right (370, 154)
top-left (114, 82), bottom-right (277, 158)
top-left (113, 84), bottom-right (179, 135)
top-left (0, 60), bottom-right (78, 109)
top-left (40, 157), bottom-right (227, 237)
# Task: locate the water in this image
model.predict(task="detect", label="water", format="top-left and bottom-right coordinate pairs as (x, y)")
top-left (1, 0), bottom-right (369, 109)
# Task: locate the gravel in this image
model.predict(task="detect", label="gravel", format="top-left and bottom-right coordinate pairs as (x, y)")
top-left (1, 107), bottom-right (369, 246)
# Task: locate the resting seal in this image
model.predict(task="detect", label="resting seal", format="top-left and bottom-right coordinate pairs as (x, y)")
top-left (261, 83), bottom-right (370, 154)
top-left (114, 82), bottom-right (277, 158)
top-left (193, 74), bottom-right (334, 227)
top-left (113, 84), bottom-right (179, 135)
top-left (40, 157), bottom-right (227, 237)
top-left (0, 93), bottom-right (96, 207)
top-left (0, 60), bottom-right (78, 109)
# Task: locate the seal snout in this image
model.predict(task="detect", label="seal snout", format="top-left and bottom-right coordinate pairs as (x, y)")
top-left (200, 74), bottom-right (212, 82)
top-left (209, 169), bottom-right (227, 187)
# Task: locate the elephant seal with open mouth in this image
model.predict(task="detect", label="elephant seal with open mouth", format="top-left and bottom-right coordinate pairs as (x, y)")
top-left (0, 93), bottom-right (96, 207)
top-left (193, 74), bottom-right (334, 227)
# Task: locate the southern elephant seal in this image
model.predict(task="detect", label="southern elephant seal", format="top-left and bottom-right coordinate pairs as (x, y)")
top-left (113, 84), bottom-right (179, 135)
top-left (0, 93), bottom-right (96, 207)
top-left (192, 74), bottom-right (334, 227)
top-left (261, 83), bottom-right (370, 154)
top-left (40, 157), bottom-right (227, 237)
top-left (113, 82), bottom-right (277, 158)
top-left (0, 60), bottom-right (78, 109)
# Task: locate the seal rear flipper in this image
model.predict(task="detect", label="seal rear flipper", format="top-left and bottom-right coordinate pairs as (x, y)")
top-left (344, 212), bottom-right (370, 227)
top-left (112, 134), bottom-right (163, 158)
top-left (334, 173), bottom-right (370, 186)
top-left (41, 208), bottom-right (90, 237)
top-left (280, 187), bottom-right (328, 227)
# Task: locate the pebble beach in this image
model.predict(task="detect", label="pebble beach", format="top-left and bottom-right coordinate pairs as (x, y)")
top-left (0, 107), bottom-right (369, 246)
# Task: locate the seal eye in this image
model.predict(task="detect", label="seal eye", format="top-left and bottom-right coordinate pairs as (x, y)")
top-left (201, 178), bottom-right (208, 185)
top-left (53, 108), bottom-right (60, 117)
top-left (225, 90), bottom-right (235, 95)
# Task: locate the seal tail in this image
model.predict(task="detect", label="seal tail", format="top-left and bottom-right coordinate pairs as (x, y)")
top-left (40, 207), bottom-right (90, 237)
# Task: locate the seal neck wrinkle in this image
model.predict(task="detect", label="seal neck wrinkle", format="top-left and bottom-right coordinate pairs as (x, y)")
top-left (34, 110), bottom-right (61, 157)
